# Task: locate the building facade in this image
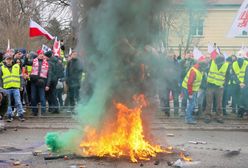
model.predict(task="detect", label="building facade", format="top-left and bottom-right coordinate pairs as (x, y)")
top-left (168, 0), bottom-right (246, 55)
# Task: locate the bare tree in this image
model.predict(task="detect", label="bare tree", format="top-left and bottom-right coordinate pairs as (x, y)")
top-left (0, 0), bottom-right (44, 50)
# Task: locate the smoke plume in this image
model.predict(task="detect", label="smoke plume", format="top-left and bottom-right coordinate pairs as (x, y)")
top-left (46, 0), bottom-right (178, 153)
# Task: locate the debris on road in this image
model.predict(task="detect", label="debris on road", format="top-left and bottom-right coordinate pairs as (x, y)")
top-left (79, 164), bottom-right (86, 168)
top-left (44, 154), bottom-right (65, 160)
top-left (32, 150), bottom-right (42, 156)
top-left (64, 155), bottom-right (69, 160)
top-left (173, 159), bottom-right (200, 167)
top-left (167, 133), bottom-right (175, 137)
top-left (167, 161), bottom-right (174, 166)
top-left (154, 160), bottom-right (160, 165)
top-left (224, 149), bottom-right (241, 157)
top-left (13, 161), bottom-right (21, 166)
top-left (188, 140), bottom-right (207, 144)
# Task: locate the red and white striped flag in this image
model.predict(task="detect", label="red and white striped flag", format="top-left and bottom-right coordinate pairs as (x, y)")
top-left (29, 19), bottom-right (54, 40)
top-left (193, 47), bottom-right (204, 60)
top-left (53, 37), bottom-right (61, 57)
top-left (208, 43), bottom-right (220, 59)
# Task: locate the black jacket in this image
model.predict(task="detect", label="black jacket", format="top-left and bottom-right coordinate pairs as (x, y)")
top-left (66, 58), bottom-right (83, 88)
top-left (0, 88), bottom-right (8, 117)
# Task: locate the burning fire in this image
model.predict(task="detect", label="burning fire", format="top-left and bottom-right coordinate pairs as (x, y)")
top-left (79, 94), bottom-right (172, 162)
top-left (179, 152), bottom-right (192, 162)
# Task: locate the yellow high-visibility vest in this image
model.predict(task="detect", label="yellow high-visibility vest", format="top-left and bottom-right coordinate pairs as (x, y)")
top-left (182, 67), bottom-right (203, 92)
top-left (26, 65), bottom-right (32, 75)
top-left (207, 60), bottom-right (229, 87)
top-left (2, 64), bottom-right (20, 89)
top-left (232, 60), bottom-right (248, 83)
top-left (60, 50), bottom-right (65, 59)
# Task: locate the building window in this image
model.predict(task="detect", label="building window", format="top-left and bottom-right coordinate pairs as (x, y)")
top-left (191, 19), bottom-right (204, 36)
top-left (242, 30), bottom-right (248, 36)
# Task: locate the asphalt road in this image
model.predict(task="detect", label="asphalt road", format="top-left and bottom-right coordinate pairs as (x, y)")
top-left (0, 128), bottom-right (247, 168)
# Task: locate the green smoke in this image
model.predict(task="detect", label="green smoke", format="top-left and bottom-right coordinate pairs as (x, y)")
top-left (45, 0), bottom-right (182, 153)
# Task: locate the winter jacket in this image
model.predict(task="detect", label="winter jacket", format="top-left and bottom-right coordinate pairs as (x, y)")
top-left (66, 58), bottom-right (83, 88)
top-left (0, 87), bottom-right (8, 117)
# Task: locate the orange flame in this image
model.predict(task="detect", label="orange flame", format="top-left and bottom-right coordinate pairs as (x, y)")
top-left (79, 94), bottom-right (172, 162)
top-left (179, 152), bottom-right (192, 162)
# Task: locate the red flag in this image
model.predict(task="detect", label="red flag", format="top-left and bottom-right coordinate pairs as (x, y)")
top-left (53, 37), bottom-right (61, 57)
top-left (29, 19), bottom-right (54, 40)
top-left (208, 43), bottom-right (219, 59)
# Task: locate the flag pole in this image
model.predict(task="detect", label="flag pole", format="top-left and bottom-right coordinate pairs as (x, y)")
top-left (27, 18), bottom-right (31, 53)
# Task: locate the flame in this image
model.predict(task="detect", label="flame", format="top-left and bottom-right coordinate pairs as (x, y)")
top-left (79, 94), bottom-right (172, 162)
top-left (179, 152), bottom-right (192, 162)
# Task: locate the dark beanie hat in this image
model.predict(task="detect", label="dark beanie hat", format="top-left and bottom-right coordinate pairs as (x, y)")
top-left (44, 50), bottom-right (53, 58)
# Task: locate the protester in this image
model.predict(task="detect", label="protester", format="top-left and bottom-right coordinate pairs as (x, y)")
top-left (0, 87), bottom-right (8, 129)
top-left (179, 51), bottom-right (196, 115)
top-left (0, 54), bottom-right (25, 122)
top-left (30, 49), bottom-right (51, 116)
top-left (24, 51), bottom-right (37, 106)
top-left (45, 51), bottom-right (59, 113)
top-left (182, 61), bottom-right (208, 124)
top-left (204, 56), bottom-right (230, 124)
top-left (55, 57), bottom-right (65, 108)
top-left (232, 53), bottom-right (248, 118)
top-left (65, 50), bottom-right (83, 112)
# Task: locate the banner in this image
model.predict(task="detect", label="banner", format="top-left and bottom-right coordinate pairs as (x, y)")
top-left (227, 0), bottom-right (248, 38)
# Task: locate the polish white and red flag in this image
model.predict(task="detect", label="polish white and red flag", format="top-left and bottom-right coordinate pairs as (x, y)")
top-left (29, 19), bottom-right (54, 40)
top-left (227, 0), bottom-right (248, 38)
top-left (208, 43), bottom-right (220, 59)
top-left (193, 47), bottom-right (206, 62)
top-left (53, 37), bottom-right (61, 57)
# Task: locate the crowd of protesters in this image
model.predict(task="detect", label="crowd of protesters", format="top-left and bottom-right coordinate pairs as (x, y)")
top-left (0, 42), bottom-right (248, 127)
top-left (0, 45), bottom-right (84, 124)
top-left (160, 49), bottom-right (248, 124)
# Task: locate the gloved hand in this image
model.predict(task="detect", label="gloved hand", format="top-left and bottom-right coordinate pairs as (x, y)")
top-left (240, 83), bottom-right (246, 89)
